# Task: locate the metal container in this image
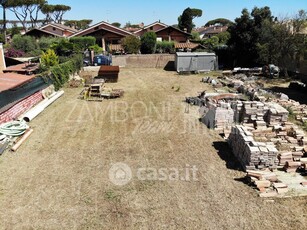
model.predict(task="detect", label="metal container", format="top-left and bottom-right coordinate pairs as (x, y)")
top-left (175, 52), bottom-right (218, 73)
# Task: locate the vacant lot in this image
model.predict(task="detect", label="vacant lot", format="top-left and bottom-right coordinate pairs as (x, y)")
top-left (0, 68), bottom-right (306, 229)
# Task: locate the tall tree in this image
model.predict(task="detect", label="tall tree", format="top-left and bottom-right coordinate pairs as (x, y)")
top-left (140, 31), bottom-right (157, 54)
top-left (293, 9), bottom-right (307, 33)
top-left (228, 7), bottom-right (275, 67)
top-left (178, 7), bottom-right (202, 33)
top-left (64, 19), bottom-right (92, 30)
top-left (111, 22), bottom-right (121, 28)
top-left (205, 18), bottom-right (234, 27)
top-left (0, 0), bottom-right (8, 43)
top-left (28, 0), bottom-right (46, 28)
top-left (6, 0), bottom-right (46, 30)
top-left (6, 0), bottom-right (29, 31)
top-left (52, 4), bottom-right (71, 24)
top-left (228, 8), bottom-right (255, 67)
top-left (41, 4), bottom-right (71, 24)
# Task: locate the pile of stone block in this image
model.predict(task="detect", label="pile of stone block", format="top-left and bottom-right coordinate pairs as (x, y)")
top-left (240, 101), bottom-right (263, 123)
top-left (273, 99), bottom-right (307, 123)
top-left (266, 103), bottom-right (289, 125)
top-left (201, 102), bottom-right (234, 130)
top-left (228, 125), bottom-right (279, 170)
top-left (246, 170), bottom-right (289, 197)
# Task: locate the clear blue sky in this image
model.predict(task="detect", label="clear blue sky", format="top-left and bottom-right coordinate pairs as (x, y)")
top-left (3, 0), bottom-right (307, 27)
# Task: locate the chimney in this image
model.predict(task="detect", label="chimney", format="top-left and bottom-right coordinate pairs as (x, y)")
top-left (0, 43), bottom-right (6, 73)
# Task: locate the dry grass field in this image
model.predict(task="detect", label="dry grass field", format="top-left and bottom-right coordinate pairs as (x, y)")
top-left (0, 68), bottom-right (306, 229)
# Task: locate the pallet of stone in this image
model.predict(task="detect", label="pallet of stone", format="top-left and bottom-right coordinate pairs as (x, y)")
top-left (255, 120), bottom-right (267, 129)
top-left (278, 152), bottom-right (293, 166)
top-left (285, 136), bottom-right (298, 144)
top-left (266, 103), bottom-right (289, 124)
top-left (292, 151), bottom-right (304, 161)
top-left (228, 125), bottom-right (280, 170)
top-left (284, 161), bottom-right (302, 173)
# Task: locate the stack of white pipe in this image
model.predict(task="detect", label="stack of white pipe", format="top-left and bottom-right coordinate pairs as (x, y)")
top-left (22, 90), bottom-right (64, 122)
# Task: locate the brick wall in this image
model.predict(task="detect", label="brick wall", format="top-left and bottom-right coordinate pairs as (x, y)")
top-left (0, 91), bottom-right (43, 124)
top-left (112, 54), bottom-right (175, 68)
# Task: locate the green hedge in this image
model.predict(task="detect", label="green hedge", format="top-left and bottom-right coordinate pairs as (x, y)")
top-left (156, 41), bottom-right (175, 53)
top-left (40, 54), bottom-right (83, 90)
top-left (69, 36), bottom-right (96, 52)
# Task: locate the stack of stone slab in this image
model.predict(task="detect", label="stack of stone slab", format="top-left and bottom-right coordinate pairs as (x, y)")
top-left (273, 99), bottom-right (307, 123)
top-left (266, 103), bottom-right (289, 125)
top-left (228, 125), bottom-right (279, 171)
top-left (201, 102), bottom-right (234, 130)
top-left (241, 101), bottom-right (268, 124)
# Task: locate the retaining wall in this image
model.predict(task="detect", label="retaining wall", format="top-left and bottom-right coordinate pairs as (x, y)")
top-left (0, 91), bottom-right (43, 124)
top-left (112, 54), bottom-right (175, 69)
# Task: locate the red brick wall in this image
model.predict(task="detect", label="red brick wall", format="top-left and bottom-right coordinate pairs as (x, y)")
top-left (0, 91), bottom-right (43, 124)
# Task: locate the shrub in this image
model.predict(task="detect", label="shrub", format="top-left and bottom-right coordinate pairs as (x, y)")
top-left (11, 35), bottom-right (38, 53)
top-left (122, 35), bottom-right (141, 54)
top-left (5, 47), bottom-right (25, 57)
top-left (38, 37), bottom-right (60, 52)
top-left (50, 38), bottom-right (74, 56)
top-left (70, 36), bottom-right (96, 52)
top-left (40, 54), bottom-right (83, 90)
top-left (156, 41), bottom-right (175, 53)
top-left (89, 44), bottom-right (103, 54)
top-left (140, 32), bottom-right (157, 54)
top-left (41, 49), bottom-right (59, 69)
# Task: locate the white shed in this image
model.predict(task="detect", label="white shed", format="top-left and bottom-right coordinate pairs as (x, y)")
top-left (175, 52), bottom-right (218, 73)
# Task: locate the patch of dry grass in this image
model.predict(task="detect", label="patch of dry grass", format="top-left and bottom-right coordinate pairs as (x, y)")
top-left (0, 68), bottom-right (306, 229)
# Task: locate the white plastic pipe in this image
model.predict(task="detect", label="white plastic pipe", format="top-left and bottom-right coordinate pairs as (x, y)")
top-left (22, 90), bottom-right (64, 122)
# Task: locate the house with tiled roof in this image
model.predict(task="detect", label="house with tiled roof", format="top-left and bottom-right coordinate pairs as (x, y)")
top-left (134, 21), bottom-right (168, 37)
top-left (40, 23), bottom-right (79, 37)
top-left (196, 25), bottom-right (228, 39)
top-left (25, 23), bottom-right (78, 38)
top-left (155, 26), bottom-right (191, 43)
top-left (134, 22), bottom-right (192, 44)
top-left (69, 21), bottom-right (133, 52)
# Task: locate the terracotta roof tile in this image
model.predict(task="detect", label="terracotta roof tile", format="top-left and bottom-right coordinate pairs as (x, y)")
top-left (174, 42), bottom-right (202, 49)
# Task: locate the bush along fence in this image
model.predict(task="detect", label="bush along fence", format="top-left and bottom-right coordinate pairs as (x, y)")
top-left (39, 54), bottom-right (83, 90)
